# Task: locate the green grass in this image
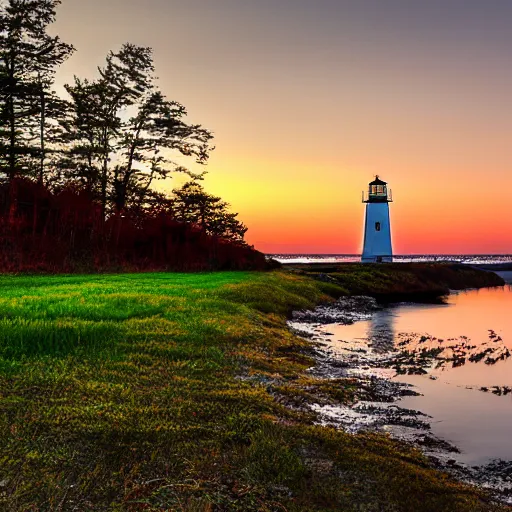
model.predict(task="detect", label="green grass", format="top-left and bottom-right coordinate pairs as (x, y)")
top-left (0, 270), bottom-right (506, 511)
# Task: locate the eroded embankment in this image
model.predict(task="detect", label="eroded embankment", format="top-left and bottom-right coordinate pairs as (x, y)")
top-left (285, 262), bottom-right (505, 302)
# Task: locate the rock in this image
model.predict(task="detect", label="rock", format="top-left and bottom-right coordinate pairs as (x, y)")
top-left (399, 388), bottom-right (422, 397)
top-left (452, 357), bottom-right (466, 368)
top-left (417, 435), bottom-right (460, 453)
top-left (407, 367), bottom-right (428, 375)
top-left (291, 296), bottom-right (380, 325)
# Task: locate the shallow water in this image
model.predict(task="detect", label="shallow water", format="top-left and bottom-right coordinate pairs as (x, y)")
top-left (323, 281), bottom-right (512, 465)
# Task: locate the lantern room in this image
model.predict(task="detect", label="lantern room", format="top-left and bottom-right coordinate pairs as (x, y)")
top-left (363, 176), bottom-right (392, 203)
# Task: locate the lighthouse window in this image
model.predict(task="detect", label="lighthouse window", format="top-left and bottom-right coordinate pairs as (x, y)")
top-left (375, 222), bottom-right (381, 231)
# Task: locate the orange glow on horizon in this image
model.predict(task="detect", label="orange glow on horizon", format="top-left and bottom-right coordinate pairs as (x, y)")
top-left (162, 150), bottom-right (512, 255)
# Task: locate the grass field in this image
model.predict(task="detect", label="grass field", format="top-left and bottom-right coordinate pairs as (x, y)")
top-left (0, 270), bottom-right (506, 511)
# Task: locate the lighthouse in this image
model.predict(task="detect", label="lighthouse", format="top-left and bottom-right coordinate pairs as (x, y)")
top-left (362, 176), bottom-right (393, 263)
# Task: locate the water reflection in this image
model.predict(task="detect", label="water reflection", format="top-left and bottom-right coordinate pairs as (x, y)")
top-left (325, 283), bottom-right (512, 465)
top-left (367, 309), bottom-right (395, 354)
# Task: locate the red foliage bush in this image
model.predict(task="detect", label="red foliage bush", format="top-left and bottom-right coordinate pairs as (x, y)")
top-left (0, 179), bottom-right (267, 273)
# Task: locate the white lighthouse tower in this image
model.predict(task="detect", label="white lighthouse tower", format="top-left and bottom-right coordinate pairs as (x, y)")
top-left (362, 176), bottom-right (393, 263)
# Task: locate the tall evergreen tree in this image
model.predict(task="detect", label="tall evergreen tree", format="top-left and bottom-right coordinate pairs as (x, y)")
top-left (62, 44), bottom-right (213, 216)
top-left (172, 181), bottom-right (248, 242)
top-left (0, 0), bottom-right (74, 182)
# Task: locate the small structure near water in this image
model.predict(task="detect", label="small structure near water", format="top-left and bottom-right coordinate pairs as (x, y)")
top-left (362, 176), bottom-right (393, 263)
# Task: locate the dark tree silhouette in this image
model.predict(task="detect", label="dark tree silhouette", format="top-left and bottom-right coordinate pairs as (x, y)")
top-left (61, 44), bottom-right (214, 217)
top-left (0, 6), bottom-right (259, 272)
top-left (172, 181), bottom-right (248, 242)
top-left (0, 0), bottom-right (74, 182)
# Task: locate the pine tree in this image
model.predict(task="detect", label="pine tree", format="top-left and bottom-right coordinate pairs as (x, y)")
top-left (62, 43), bottom-right (213, 216)
top-left (172, 181), bottom-right (248, 242)
top-left (0, 0), bottom-right (74, 182)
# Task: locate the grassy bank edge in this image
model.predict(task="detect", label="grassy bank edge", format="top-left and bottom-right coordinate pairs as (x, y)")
top-left (284, 262), bottom-right (505, 303)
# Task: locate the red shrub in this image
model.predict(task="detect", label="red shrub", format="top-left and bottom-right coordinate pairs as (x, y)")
top-left (0, 179), bottom-right (267, 273)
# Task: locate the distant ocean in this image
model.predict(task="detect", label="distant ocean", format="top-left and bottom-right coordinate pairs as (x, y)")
top-left (270, 254), bottom-right (512, 265)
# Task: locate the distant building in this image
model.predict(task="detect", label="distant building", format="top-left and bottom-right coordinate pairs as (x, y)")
top-left (361, 176), bottom-right (393, 263)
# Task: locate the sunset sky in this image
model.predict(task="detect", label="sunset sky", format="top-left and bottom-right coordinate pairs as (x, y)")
top-left (52, 0), bottom-right (512, 254)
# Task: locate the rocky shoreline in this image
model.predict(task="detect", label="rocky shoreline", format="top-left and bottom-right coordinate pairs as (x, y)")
top-left (288, 296), bottom-right (512, 504)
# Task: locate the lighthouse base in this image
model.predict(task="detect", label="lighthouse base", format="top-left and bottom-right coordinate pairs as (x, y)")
top-left (361, 256), bottom-right (393, 263)
top-left (361, 202), bottom-right (393, 264)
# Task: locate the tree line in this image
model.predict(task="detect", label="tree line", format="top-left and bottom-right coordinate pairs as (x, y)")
top-left (0, 0), bottom-right (247, 243)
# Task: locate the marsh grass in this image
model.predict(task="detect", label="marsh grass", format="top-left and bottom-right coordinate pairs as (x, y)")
top-left (0, 270), bottom-right (505, 511)
top-left (290, 262), bottom-right (505, 302)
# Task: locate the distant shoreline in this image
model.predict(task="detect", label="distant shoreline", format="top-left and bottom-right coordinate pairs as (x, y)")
top-left (270, 254), bottom-right (512, 266)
